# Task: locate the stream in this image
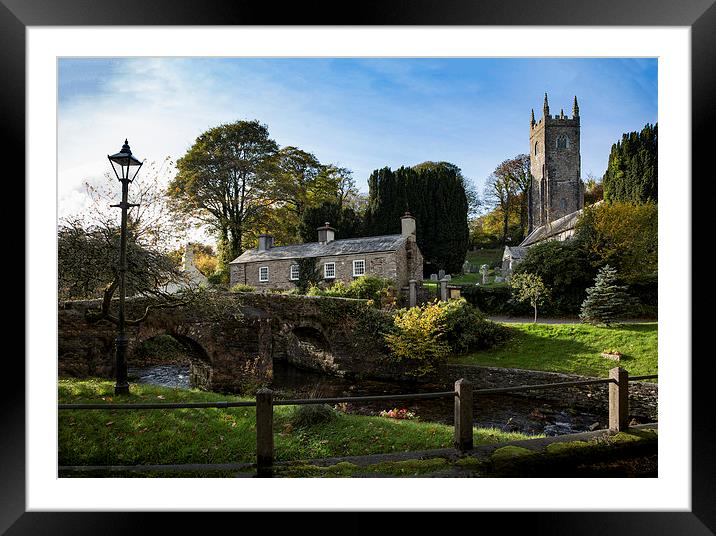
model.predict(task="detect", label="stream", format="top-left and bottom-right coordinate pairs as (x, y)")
top-left (127, 361), bottom-right (609, 436)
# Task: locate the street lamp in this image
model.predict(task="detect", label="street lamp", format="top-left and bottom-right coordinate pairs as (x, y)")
top-left (108, 139), bottom-right (143, 395)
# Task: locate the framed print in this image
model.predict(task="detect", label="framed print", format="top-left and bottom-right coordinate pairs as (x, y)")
top-left (8, 0), bottom-right (712, 533)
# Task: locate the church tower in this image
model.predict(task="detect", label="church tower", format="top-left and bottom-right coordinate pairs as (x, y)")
top-left (528, 93), bottom-right (583, 233)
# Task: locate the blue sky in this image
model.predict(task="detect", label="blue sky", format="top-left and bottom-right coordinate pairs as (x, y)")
top-left (58, 57), bottom-right (657, 221)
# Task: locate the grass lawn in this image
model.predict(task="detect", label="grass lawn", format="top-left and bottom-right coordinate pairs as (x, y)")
top-left (58, 379), bottom-right (538, 469)
top-left (465, 248), bottom-right (504, 267)
top-left (450, 322), bottom-right (657, 378)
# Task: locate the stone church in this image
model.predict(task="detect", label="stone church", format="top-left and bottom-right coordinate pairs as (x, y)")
top-left (502, 94), bottom-right (586, 273)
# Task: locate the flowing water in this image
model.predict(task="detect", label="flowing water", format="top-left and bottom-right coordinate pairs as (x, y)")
top-left (127, 361), bottom-right (608, 436)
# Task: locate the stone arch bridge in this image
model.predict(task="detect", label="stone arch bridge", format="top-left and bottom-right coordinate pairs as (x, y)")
top-left (58, 292), bottom-right (399, 393)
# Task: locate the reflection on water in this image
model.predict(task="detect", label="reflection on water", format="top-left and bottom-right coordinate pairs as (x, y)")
top-left (128, 361), bottom-right (609, 436)
top-left (128, 365), bottom-right (189, 389)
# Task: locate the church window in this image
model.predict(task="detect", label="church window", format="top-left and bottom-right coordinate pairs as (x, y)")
top-left (560, 198), bottom-right (567, 212)
top-left (556, 135), bottom-right (569, 149)
top-left (534, 141), bottom-right (539, 155)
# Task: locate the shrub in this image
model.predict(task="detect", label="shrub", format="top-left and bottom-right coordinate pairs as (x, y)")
top-left (439, 298), bottom-right (508, 353)
top-left (384, 299), bottom-right (507, 376)
top-left (307, 275), bottom-right (395, 307)
top-left (460, 285), bottom-right (531, 316)
top-left (229, 283), bottom-right (255, 293)
top-left (289, 404), bottom-right (337, 428)
top-left (384, 302), bottom-right (451, 377)
top-left (513, 239), bottom-right (598, 315)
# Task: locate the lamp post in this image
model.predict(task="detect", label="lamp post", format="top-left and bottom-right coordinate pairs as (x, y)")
top-left (108, 139), bottom-right (143, 395)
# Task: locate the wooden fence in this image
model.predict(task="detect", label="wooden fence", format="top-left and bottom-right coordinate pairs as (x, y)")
top-left (58, 367), bottom-right (657, 475)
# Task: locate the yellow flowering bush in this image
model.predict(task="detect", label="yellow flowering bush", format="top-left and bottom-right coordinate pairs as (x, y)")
top-left (384, 301), bottom-right (451, 377)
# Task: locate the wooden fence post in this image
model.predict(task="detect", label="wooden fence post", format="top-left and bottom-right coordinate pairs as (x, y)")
top-left (609, 367), bottom-right (629, 432)
top-left (454, 378), bottom-right (473, 451)
top-left (256, 388), bottom-right (274, 476)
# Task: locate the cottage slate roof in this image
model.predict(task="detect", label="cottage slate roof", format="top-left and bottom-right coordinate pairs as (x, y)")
top-left (519, 208), bottom-right (583, 247)
top-left (230, 234), bottom-right (408, 264)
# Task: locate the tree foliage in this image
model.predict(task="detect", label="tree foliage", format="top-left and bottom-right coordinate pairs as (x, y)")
top-left (509, 272), bottom-right (549, 322)
top-left (168, 120), bottom-right (280, 270)
top-left (59, 162), bottom-right (199, 326)
top-left (579, 265), bottom-right (632, 326)
top-left (575, 201), bottom-right (657, 283)
top-left (294, 257), bottom-right (322, 293)
top-left (364, 162), bottom-right (471, 274)
top-left (513, 239), bottom-right (598, 314)
top-left (298, 200), bottom-right (364, 243)
top-left (602, 123), bottom-right (657, 203)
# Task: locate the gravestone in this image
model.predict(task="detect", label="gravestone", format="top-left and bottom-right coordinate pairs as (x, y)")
top-left (480, 264), bottom-right (489, 285)
top-left (430, 273), bottom-right (438, 281)
top-left (462, 261), bottom-right (470, 274)
top-left (444, 274), bottom-right (451, 281)
top-left (438, 269), bottom-right (446, 279)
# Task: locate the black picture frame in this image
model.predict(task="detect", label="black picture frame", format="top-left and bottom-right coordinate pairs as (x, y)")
top-left (8, 0), bottom-right (709, 533)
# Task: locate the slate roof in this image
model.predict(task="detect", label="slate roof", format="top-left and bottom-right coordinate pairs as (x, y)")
top-left (230, 234), bottom-right (408, 264)
top-left (519, 208), bottom-right (583, 247)
top-left (503, 246), bottom-right (529, 260)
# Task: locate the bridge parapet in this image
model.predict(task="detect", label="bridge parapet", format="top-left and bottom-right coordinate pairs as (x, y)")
top-left (58, 292), bottom-right (403, 393)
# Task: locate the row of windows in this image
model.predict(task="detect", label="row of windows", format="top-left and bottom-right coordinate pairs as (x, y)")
top-left (534, 135), bottom-right (571, 155)
top-left (258, 260), bottom-right (366, 283)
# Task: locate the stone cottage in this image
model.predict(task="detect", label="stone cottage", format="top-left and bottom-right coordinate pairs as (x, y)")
top-left (229, 213), bottom-right (424, 291)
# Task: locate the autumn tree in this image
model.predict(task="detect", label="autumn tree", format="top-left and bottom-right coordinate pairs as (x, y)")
top-left (495, 154), bottom-right (531, 241)
top-left (59, 160), bottom-right (197, 323)
top-left (484, 170), bottom-right (518, 247)
top-left (168, 120), bottom-right (280, 276)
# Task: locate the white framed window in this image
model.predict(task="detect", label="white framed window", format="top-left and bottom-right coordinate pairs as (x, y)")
top-left (259, 266), bottom-right (269, 282)
top-left (353, 259), bottom-right (366, 277)
top-left (324, 262), bottom-right (336, 279)
top-left (289, 264), bottom-right (300, 281)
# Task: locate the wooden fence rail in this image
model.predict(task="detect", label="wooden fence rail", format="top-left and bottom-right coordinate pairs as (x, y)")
top-left (59, 367), bottom-right (654, 475)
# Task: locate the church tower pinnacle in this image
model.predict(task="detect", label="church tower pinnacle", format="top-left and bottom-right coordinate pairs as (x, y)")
top-left (572, 95), bottom-right (580, 118)
top-left (530, 108), bottom-right (536, 127)
top-left (543, 93), bottom-right (550, 117)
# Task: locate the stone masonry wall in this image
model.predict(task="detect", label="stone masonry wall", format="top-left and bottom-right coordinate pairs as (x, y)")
top-left (231, 251), bottom-right (401, 290)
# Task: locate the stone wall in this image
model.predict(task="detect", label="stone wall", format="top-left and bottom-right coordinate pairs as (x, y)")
top-left (57, 293), bottom-right (413, 393)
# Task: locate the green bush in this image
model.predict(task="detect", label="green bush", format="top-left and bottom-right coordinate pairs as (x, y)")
top-left (460, 285), bottom-right (531, 316)
top-left (440, 298), bottom-right (509, 353)
top-left (307, 275), bottom-right (395, 306)
top-left (385, 299), bottom-right (507, 376)
top-left (229, 283), bottom-right (255, 293)
top-left (289, 404), bottom-right (337, 428)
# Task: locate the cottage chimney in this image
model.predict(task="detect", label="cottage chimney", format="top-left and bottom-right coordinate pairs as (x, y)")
top-left (317, 222), bottom-right (335, 244)
top-left (401, 212), bottom-right (416, 238)
top-left (257, 234), bottom-right (274, 251)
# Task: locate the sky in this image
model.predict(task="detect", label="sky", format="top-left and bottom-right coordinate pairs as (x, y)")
top-left (58, 57), bottom-right (658, 236)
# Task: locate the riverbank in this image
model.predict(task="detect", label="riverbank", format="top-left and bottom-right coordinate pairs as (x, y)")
top-left (451, 321), bottom-right (657, 378)
top-left (58, 379), bottom-right (539, 471)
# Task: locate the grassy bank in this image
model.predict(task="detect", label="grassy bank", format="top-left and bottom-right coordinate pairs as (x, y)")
top-left (59, 379), bottom-right (538, 469)
top-left (450, 322), bottom-right (657, 378)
